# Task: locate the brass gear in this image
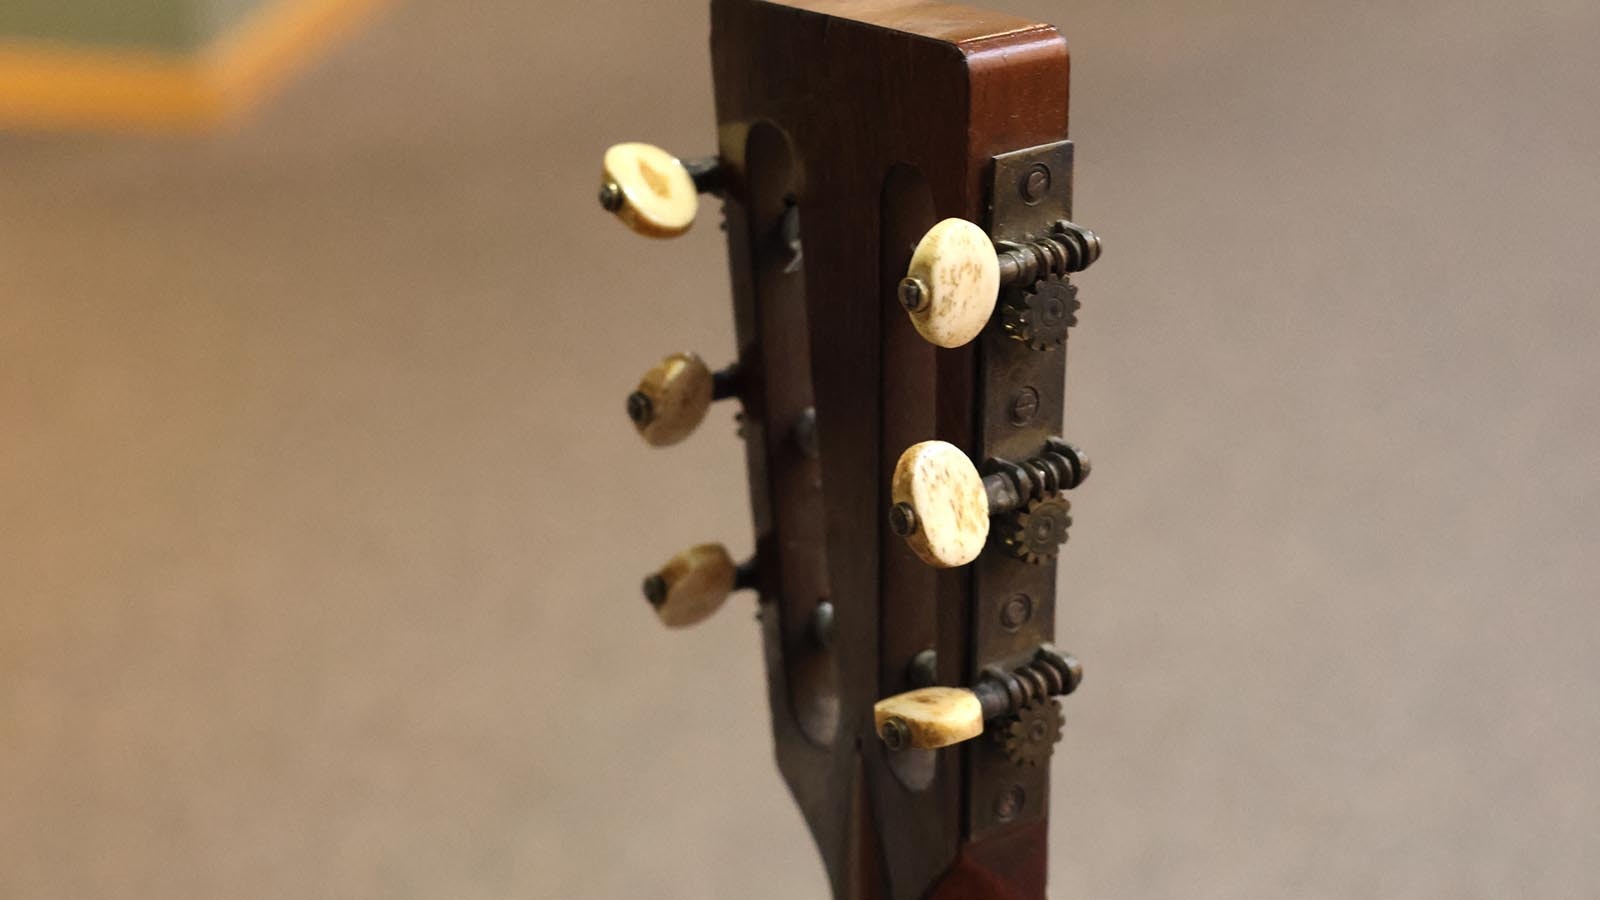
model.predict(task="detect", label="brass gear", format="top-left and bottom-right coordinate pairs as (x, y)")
top-left (1005, 496), bottom-right (1072, 565)
top-left (1001, 277), bottom-right (1079, 351)
top-left (998, 699), bottom-right (1064, 767)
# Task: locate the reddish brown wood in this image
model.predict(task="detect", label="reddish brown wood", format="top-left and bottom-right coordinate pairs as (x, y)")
top-left (708, 2), bottom-right (1071, 898)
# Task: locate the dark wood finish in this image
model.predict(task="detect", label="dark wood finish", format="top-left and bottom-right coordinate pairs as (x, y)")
top-left (708, 2), bottom-right (1073, 898)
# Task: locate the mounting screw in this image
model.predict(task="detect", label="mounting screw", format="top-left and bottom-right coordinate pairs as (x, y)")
top-left (999, 594), bottom-right (1033, 632)
top-left (1021, 164), bottom-right (1051, 204)
top-left (1009, 387), bottom-right (1040, 426)
top-left (898, 277), bottom-right (929, 312)
top-left (880, 717), bottom-right (911, 752)
top-left (888, 502), bottom-right (919, 537)
top-left (994, 784), bottom-right (1026, 822)
top-left (599, 181), bottom-right (625, 212)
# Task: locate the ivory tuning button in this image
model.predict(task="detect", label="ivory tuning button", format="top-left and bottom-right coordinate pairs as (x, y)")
top-left (898, 217), bottom-right (1104, 349)
top-left (873, 686), bottom-right (984, 750)
top-left (598, 142), bottom-right (721, 239)
top-left (888, 440), bottom-right (991, 569)
top-left (627, 352), bottom-right (736, 447)
top-left (875, 646), bottom-right (1084, 755)
top-left (642, 544), bottom-right (755, 628)
top-left (888, 438), bottom-right (1091, 568)
top-left (898, 218), bottom-right (1001, 349)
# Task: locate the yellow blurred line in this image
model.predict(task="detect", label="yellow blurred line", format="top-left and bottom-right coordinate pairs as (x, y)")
top-left (0, 0), bottom-right (390, 131)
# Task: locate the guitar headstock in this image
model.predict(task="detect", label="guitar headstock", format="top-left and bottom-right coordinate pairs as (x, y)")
top-left (600, 3), bottom-right (1102, 897)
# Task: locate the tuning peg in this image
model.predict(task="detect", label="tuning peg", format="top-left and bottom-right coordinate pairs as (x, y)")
top-left (898, 218), bottom-right (1102, 348)
top-left (875, 645), bottom-right (1083, 753)
top-left (641, 543), bottom-right (756, 628)
top-left (627, 352), bottom-right (737, 447)
top-left (888, 438), bottom-right (1089, 568)
top-left (599, 143), bottom-right (722, 239)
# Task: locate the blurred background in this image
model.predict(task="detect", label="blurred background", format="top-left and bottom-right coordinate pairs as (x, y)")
top-left (1, 0), bottom-right (1596, 898)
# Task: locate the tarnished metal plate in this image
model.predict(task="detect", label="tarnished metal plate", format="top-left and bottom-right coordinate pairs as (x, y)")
top-left (967, 140), bottom-right (1075, 838)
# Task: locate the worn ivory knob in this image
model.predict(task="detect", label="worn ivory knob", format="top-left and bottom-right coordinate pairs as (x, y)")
top-left (600, 142), bottom-right (699, 238)
top-left (874, 687), bottom-right (984, 750)
top-left (645, 543), bottom-right (737, 628)
top-left (901, 218), bottom-right (1001, 348)
top-left (629, 352), bottom-right (714, 446)
top-left (890, 440), bottom-right (990, 568)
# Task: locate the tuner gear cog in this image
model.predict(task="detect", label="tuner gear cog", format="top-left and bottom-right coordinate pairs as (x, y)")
top-left (998, 700), bottom-right (1064, 767)
top-left (1005, 496), bottom-right (1072, 565)
top-left (1001, 277), bottom-right (1079, 351)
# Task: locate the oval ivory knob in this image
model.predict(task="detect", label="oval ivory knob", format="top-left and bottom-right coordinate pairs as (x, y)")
top-left (645, 543), bottom-right (737, 628)
top-left (874, 687), bottom-right (984, 750)
top-left (901, 218), bottom-right (1000, 348)
top-left (629, 352), bottom-right (714, 446)
top-left (601, 142), bottom-right (699, 238)
top-left (890, 440), bottom-right (990, 568)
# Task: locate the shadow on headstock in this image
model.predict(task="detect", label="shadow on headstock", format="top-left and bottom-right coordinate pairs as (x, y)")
top-left (601, 2), bottom-right (1103, 898)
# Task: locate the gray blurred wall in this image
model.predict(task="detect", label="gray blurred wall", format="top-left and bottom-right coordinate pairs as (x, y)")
top-left (0, 1), bottom-right (1595, 898)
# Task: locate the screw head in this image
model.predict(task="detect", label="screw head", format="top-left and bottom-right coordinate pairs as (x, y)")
top-left (898, 277), bottom-right (928, 312)
top-left (994, 784), bottom-right (1026, 822)
top-left (599, 181), bottom-right (625, 212)
top-left (888, 502), bottom-right (919, 537)
top-left (626, 391), bottom-right (655, 426)
top-left (1009, 387), bottom-right (1040, 425)
top-left (642, 574), bottom-right (668, 607)
top-left (999, 594), bottom-right (1033, 632)
top-left (880, 717), bottom-right (911, 751)
top-left (1021, 165), bottom-right (1051, 204)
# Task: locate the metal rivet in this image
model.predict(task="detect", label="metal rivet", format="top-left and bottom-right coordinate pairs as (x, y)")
top-left (908, 649), bottom-right (937, 688)
top-left (642, 574), bottom-right (667, 607)
top-left (599, 181), bottom-right (625, 212)
top-left (1009, 387), bottom-right (1040, 425)
top-left (1021, 164), bottom-right (1051, 204)
top-left (881, 717), bottom-right (911, 751)
top-left (999, 594), bottom-right (1033, 632)
top-left (626, 391), bottom-right (654, 426)
top-left (888, 502), bottom-right (919, 537)
top-left (994, 784), bottom-right (1025, 822)
top-left (898, 277), bottom-right (928, 312)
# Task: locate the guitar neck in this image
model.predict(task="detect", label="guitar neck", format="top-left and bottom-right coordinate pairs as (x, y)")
top-left (713, 3), bottom-right (1073, 898)
top-left (604, 2), bottom-right (1100, 897)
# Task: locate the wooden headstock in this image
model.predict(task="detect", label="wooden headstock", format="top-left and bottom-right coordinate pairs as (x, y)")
top-left (602, 2), bottom-right (1103, 897)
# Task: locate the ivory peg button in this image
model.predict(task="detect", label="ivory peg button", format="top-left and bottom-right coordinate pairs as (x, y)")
top-left (874, 687), bottom-right (984, 750)
top-left (648, 543), bottom-right (737, 628)
top-left (891, 440), bottom-right (990, 568)
top-left (903, 218), bottom-right (1001, 348)
top-left (601, 142), bottom-right (699, 238)
top-left (631, 352), bottom-right (715, 446)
